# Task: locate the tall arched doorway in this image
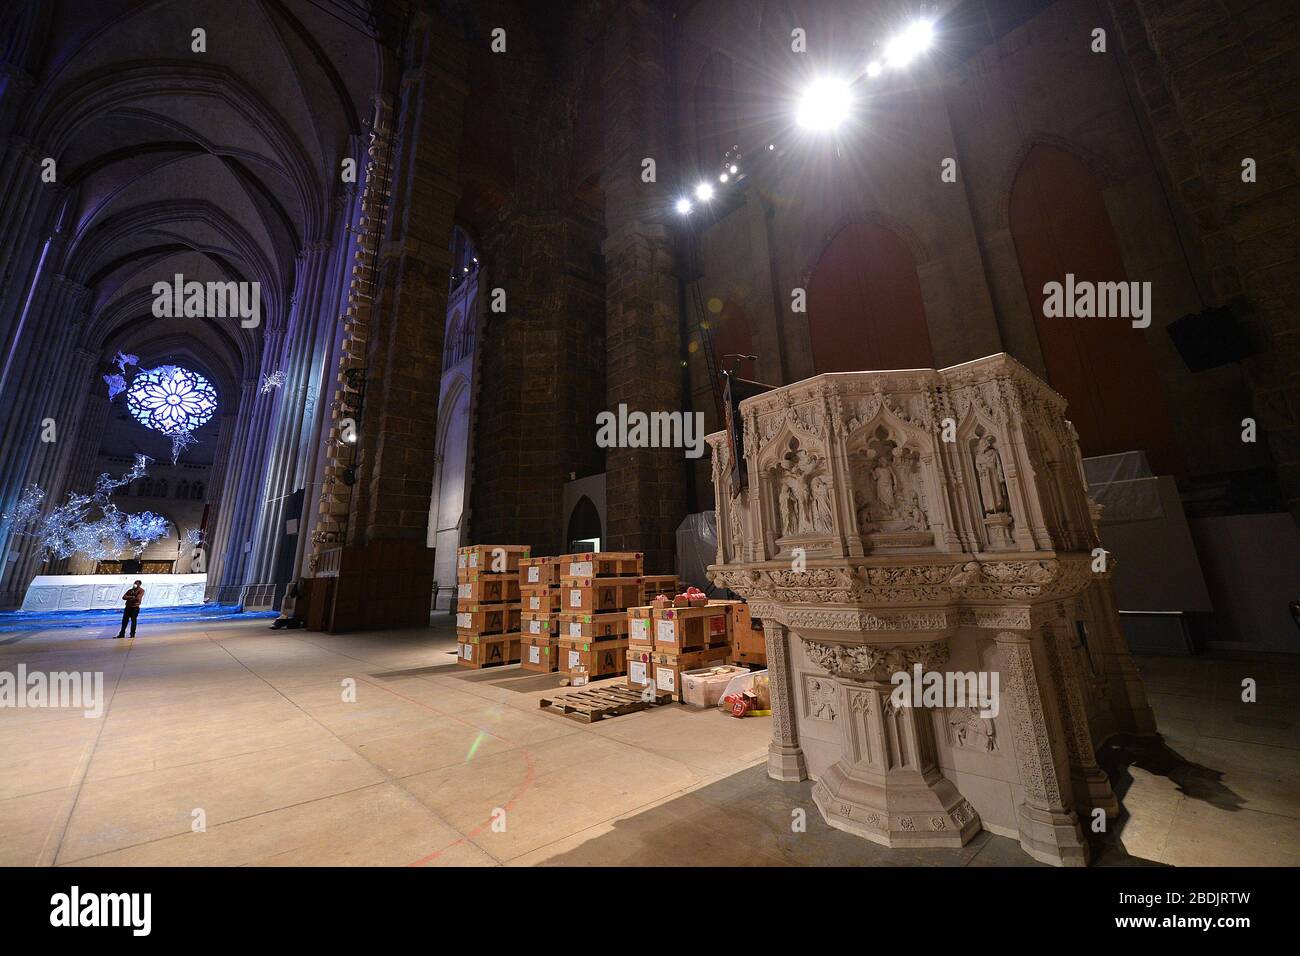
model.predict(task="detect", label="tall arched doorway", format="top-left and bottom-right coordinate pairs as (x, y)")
top-left (566, 495), bottom-right (602, 552)
top-left (1009, 144), bottom-right (1181, 472)
top-left (808, 222), bottom-right (934, 373)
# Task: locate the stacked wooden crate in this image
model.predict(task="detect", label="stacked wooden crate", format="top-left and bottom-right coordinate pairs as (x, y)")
top-left (556, 552), bottom-right (644, 680)
top-left (455, 545), bottom-right (528, 668)
top-left (629, 599), bottom-right (732, 700)
top-left (641, 574), bottom-right (677, 605)
top-left (724, 600), bottom-right (767, 667)
top-left (625, 605), bottom-right (656, 692)
top-left (519, 556), bottom-right (561, 672)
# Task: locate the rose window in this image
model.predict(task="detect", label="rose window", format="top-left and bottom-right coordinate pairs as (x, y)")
top-left (126, 365), bottom-right (218, 435)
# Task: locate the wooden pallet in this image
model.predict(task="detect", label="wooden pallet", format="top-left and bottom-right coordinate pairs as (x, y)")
top-left (539, 684), bottom-right (673, 723)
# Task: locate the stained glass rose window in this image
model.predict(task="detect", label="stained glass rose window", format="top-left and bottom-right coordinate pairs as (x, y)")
top-left (126, 365), bottom-right (218, 434)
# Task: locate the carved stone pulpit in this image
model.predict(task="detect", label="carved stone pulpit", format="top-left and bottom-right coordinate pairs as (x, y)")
top-left (707, 354), bottom-right (1155, 866)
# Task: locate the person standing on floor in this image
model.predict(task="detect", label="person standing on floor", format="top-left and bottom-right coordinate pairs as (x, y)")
top-left (116, 580), bottom-right (145, 639)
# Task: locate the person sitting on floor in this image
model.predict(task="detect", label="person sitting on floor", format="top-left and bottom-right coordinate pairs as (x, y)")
top-left (270, 583), bottom-right (301, 629)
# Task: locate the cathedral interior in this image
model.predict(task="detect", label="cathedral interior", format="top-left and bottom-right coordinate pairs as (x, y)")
top-left (0, 0), bottom-right (1296, 880)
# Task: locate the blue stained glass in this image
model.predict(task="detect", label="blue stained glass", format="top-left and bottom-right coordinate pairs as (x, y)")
top-left (126, 365), bottom-right (218, 435)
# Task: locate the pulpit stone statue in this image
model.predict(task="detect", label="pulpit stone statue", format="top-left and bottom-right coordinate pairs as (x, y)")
top-left (707, 354), bottom-right (1155, 866)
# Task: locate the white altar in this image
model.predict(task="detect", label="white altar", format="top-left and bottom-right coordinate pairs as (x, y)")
top-left (20, 574), bottom-right (208, 612)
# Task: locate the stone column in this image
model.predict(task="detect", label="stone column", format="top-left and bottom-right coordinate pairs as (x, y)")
top-left (806, 640), bottom-right (981, 848)
top-left (996, 630), bottom-right (1090, 866)
top-left (204, 379), bottom-right (258, 590)
top-left (320, 13), bottom-right (465, 630)
top-left (7, 343), bottom-right (97, 597)
top-left (1042, 621), bottom-right (1119, 817)
top-left (293, 186), bottom-right (357, 583)
top-left (247, 241), bottom-right (334, 586)
top-left (762, 620), bottom-right (808, 782)
top-left (1087, 575), bottom-right (1158, 735)
top-left (600, 0), bottom-right (686, 572)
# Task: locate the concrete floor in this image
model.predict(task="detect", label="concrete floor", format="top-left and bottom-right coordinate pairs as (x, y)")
top-left (0, 614), bottom-right (1296, 866)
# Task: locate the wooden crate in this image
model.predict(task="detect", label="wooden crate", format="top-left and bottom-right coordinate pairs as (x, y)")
top-left (520, 634), bottom-right (558, 672)
top-left (520, 585), bottom-right (561, 615)
top-left (559, 552), bottom-right (643, 579)
top-left (521, 613), bottom-right (557, 637)
top-left (456, 604), bottom-right (521, 636)
top-left (457, 633), bottom-right (522, 669)
top-left (728, 604), bottom-right (767, 667)
top-left (455, 573), bottom-right (520, 604)
top-left (627, 606), bottom-right (654, 650)
top-left (557, 611), bottom-right (628, 641)
top-left (626, 648), bottom-right (653, 691)
top-left (561, 577), bottom-right (644, 614)
top-left (520, 556), bottom-right (558, 587)
top-left (652, 603), bottom-right (729, 653)
top-left (456, 544), bottom-right (531, 579)
top-left (642, 575), bottom-right (678, 604)
top-left (651, 646), bottom-right (731, 700)
top-left (558, 637), bottom-right (628, 679)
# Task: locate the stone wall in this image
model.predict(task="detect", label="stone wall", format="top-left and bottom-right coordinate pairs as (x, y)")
top-left (1109, 0), bottom-right (1300, 515)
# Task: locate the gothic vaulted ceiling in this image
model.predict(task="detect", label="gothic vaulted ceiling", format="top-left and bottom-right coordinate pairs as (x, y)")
top-left (7, 0), bottom-right (384, 393)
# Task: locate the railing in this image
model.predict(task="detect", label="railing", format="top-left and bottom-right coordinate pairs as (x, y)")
top-left (203, 582), bottom-right (278, 610)
top-left (242, 583), bottom-right (278, 611)
top-left (316, 546), bottom-right (342, 578)
top-left (205, 584), bottom-right (245, 605)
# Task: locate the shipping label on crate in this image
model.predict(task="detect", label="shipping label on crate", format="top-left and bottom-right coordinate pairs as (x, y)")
top-left (629, 660), bottom-right (648, 685)
top-left (469, 552), bottom-right (479, 568)
top-left (459, 643), bottom-right (472, 660)
top-left (630, 618), bottom-right (650, 641)
top-left (457, 582), bottom-right (470, 599)
top-left (569, 621), bottom-right (582, 638)
top-left (568, 649), bottom-right (581, 669)
top-left (569, 588), bottom-right (582, 608)
top-left (456, 612), bottom-right (471, 629)
top-left (568, 560), bottom-right (594, 577)
top-left (458, 553), bottom-right (467, 568)
top-left (528, 645), bottom-right (540, 664)
top-left (527, 566), bottom-right (540, 583)
top-left (656, 665), bottom-right (676, 693)
top-left (528, 595), bottom-right (541, 610)
top-left (656, 618), bottom-right (677, 643)
top-left (528, 619), bottom-right (542, 634)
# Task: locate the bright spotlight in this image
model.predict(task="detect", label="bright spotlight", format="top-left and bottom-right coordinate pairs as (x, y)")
top-left (884, 20), bottom-right (933, 68)
top-left (675, 197), bottom-right (693, 215)
top-left (719, 172), bottom-right (729, 183)
top-left (694, 182), bottom-right (714, 202)
top-left (796, 78), bottom-right (852, 131)
top-left (866, 60), bottom-right (882, 78)
top-left (729, 164), bottom-right (738, 174)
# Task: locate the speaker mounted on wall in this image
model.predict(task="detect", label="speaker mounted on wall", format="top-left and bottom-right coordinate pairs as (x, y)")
top-left (1166, 300), bottom-right (1255, 372)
